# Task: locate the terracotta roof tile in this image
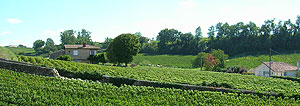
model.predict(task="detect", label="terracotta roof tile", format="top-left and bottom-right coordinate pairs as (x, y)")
top-left (64, 45), bottom-right (100, 49)
top-left (263, 62), bottom-right (298, 72)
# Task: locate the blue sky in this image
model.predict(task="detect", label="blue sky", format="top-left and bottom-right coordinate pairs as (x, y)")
top-left (1, 0), bottom-right (299, 47)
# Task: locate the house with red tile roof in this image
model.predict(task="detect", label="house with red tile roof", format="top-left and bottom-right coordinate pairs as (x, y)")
top-left (255, 62), bottom-right (299, 77)
top-left (50, 43), bottom-right (100, 62)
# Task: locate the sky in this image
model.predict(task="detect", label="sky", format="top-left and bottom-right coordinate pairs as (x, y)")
top-left (0, 0), bottom-right (299, 47)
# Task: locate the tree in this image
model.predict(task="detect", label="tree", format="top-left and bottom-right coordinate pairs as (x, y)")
top-left (156, 28), bottom-right (181, 54)
top-left (205, 54), bottom-right (217, 71)
top-left (87, 53), bottom-right (107, 64)
top-left (134, 32), bottom-right (150, 47)
top-left (43, 38), bottom-right (57, 53)
top-left (33, 40), bottom-right (45, 52)
top-left (210, 49), bottom-right (228, 68)
top-left (102, 37), bottom-right (113, 50)
top-left (60, 30), bottom-right (77, 45)
top-left (192, 52), bottom-right (207, 68)
top-left (107, 33), bottom-right (141, 66)
top-left (77, 29), bottom-right (92, 45)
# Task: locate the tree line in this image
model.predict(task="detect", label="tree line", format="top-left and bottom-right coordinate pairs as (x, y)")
top-left (129, 15), bottom-right (300, 56)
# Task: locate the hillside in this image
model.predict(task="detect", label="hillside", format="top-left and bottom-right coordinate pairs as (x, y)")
top-left (133, 54), bottom-right (196, 68)
top-left (0, 47), bottom-right (17, 60)
top-left (1, 68), bottom-right (299, 105)
top-left (6, 47), bottom-right (49, 57)
top-left (226, 53), bottom-right (300, 69)
top-left (18, 56), bottom-right (300, 95)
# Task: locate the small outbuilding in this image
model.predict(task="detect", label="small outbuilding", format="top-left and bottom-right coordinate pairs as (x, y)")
top-left (255, 62), bottom-right (299, 77)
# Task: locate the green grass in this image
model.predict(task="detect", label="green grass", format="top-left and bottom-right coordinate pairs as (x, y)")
top-left (6, 47), bottom-right (49, 57)
top-left (226, 53), bottom-right (300, 69)
top-left (1, 68), bottom-right (299, 105)
top-left (19, 56), bottom-right (300, 95)
top-left (133, 54), bottom-right (196, 68)
top-left (0, 47), bottom-right (17, 60)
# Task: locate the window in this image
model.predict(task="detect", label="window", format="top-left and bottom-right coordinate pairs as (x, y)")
top-left (94, 50), bottom-right (97, 55)
top-left (90, 50), bottom-right (92, 55)
top-left (73, 50), bottom-right (78, 56)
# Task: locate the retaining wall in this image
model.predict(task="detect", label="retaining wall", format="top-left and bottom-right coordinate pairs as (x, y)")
top-left (0, 58), bottom-right (60, 77)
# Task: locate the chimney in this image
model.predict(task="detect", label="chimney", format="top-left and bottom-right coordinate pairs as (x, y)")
top-left (297, 61), bottom-right (299, 72)
top-left (83, 43), bottom-right (86, 47)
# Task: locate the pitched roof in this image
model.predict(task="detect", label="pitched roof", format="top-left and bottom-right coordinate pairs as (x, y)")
top-left (64, 45), bottom-right (100, 49)
top-left (262, 62), bottom-right (298, 73)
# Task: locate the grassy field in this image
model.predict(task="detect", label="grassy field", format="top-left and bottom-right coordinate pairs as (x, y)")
top-left (0, 47), bottom-right (17, 60)
top-left (225, 53), bottom-right (300, 69)
top-left (1, 68), bottom-right (300, 105)
top-left (5, 47), bottom-right (49, 57)
top-left (133, 54), bottom-right (196, 68)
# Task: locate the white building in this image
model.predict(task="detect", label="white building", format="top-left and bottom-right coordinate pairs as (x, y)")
top-left (255, 62), bottom-right (299, 77)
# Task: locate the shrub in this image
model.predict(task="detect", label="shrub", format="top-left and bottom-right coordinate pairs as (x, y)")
top-left (57, 55), bottom-right (72, 61)
top-left (20, 56), bottom-right (29, 62)
top-left (29, 57), bottom-right (36, 64)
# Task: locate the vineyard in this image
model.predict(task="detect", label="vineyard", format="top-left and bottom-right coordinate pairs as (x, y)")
top-left (133, 54), bottom-right (196, 68)
top-left (1, 68), bottom-right (300, 105)
top-left (17, 56), bottom-right (300, 96)
top-left (225, 53), bottom-right (300, 69)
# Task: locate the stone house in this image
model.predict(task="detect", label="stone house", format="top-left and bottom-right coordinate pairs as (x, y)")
top-left (50, 43), bottom-right (100, 62)
top-left (255, 62), bottom-right (299, 77)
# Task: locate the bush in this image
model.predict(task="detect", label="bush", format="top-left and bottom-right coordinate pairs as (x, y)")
top-left (88, 53), bottom-right (107, 64)
top-left (56, 55), bottom-right (72, 61)
top-left (20, 56), bottom-right (29, 62)
top-left (29, 57), bottom-right (36, 64)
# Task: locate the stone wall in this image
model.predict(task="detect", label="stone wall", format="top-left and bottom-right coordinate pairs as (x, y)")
top-left (0, 58), bottom-right (60, 77)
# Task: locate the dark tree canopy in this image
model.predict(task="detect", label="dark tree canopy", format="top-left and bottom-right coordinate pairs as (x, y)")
top-left (107, 33), bottom-right (141, 66)
top-left (33, 40), bottom-right (45, 52)
top-left (44, 38), bottom-right (57, 52)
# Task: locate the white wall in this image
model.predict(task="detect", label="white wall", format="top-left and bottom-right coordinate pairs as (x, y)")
top-left (255, 64), bottom-right (272, 77)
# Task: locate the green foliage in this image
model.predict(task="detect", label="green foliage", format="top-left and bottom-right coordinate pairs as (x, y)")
top-left (133, 54), bottom-right (196, 68)
top-left (1, 69), bottom-right (299, 105)
top-left (33, 40), bottom-right (45, 52)
top-left (0, 47), bottom-right (17, 60)
top-left (76, 29), bottom-right (93, 45)
top-left (107, 33), bottom-right (141, 66)
top-left (28, 57), bottom-right (36, 64)
top-left (140, 41), bottom-right (158, 54)
top-left (192, 52), bottom-right (207, 68)
top-left (56, 55), bottom-right (72, 61)
top-left (211, 49), bottom-right (228, 68)
top-left (226, 53), bottom-right (300, 69)
top-left (88, 53), bottom-right (107, 64)
top-left (43, 38), bottom-right (57, 53)
top-left (60, 29), bottom-right (93, 46)
top-left (297, 72), bottom-right (300, 78)
top-left (5, 47), bottom-right (48, 58)
top-left (21, 56), bottom-right (300, 95)
top-left (60, 30), bottom-right (77, 45)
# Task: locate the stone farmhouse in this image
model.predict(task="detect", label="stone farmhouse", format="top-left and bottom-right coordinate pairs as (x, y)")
top-left (50, 43), bottom-right (100, 63)
top-left (255, 62), bottom-right (299, 77)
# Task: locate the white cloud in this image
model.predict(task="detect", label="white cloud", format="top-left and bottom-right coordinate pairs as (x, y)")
top-left (42, 29), bottom-right (64, 36)
top-left (7, 18), bottom-right (23, 24)
top-left (0, 31), bottom-right (11, 36)
top-left (178, 0), bottom-right (196, 9)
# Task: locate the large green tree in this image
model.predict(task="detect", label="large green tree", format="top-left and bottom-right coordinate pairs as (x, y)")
top-left (43, 38), bottom-right (57, 53)
top-left (76, 29), bottom-right (92, 45)
top-left (60, 30), bottom-right (77, 45)
top-left (33, 40), bottom-right (45, 52)
top-left (107, 33), bottom-right (141, 66)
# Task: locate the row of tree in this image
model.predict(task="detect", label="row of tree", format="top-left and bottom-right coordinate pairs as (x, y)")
top-left (207, 16), bottom-right (300, 55)
top-left (117, 15), bottom-right (300, 56)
